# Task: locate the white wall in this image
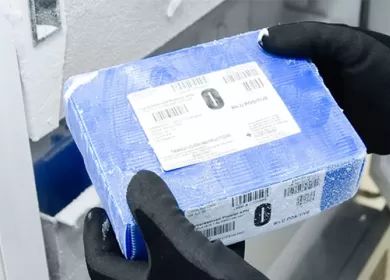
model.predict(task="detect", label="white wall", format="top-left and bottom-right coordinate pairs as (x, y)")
top-left (368, 0), bottom-right (390, 35)
top-left (63, 0), bottom-right (224, 79)
top-left (282, 0), bottom-right (361, 26)
top-left (0, 245), bottom-right (5, 280)
top-left (0, 13), bottom-right (49, 280)
top-left (1, 0), bottom-right (66, 141)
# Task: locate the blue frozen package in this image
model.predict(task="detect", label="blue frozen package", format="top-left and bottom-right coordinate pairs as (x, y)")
top-left (64, 30), bottom-right (366, 260)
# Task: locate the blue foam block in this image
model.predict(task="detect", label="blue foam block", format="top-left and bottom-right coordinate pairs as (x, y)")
top-left (65, 31), bottom-right (366, 260)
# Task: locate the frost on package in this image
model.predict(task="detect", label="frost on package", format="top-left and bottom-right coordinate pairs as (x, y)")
top-left (65, 30), bottom-right (366, 260)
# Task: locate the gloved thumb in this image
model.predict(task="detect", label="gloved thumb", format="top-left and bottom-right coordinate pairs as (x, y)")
top-left (259, 22), bottom-right (366, 60)
top-left (259, 22), bottom-right (390, 156)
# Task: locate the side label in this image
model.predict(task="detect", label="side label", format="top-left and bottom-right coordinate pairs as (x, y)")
top-left (185, 170), bottom-right (326, 244)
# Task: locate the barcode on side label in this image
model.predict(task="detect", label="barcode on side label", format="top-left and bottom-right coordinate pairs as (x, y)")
top-left (171, 76), bottom-right (207, 92)
top-left (223, 67), bottom-right (259, 84)
top-left (152, 105), bottom-right (189, 122)
top-left (296, 191), bottom-right (316, 206)
top-left (284, 177), bottom-right (320, 197)
top-left (232, 188), bottom-right (269, 207)
top-left (243, 78), bottom-right (264, 92)
top-left (201, 221), bottom-right (236, 238)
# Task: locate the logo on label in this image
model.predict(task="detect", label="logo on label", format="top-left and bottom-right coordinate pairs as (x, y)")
top-left (254, 203), bottom-right (272, 227)
top-left (201, 88), bottom-right (224, 109)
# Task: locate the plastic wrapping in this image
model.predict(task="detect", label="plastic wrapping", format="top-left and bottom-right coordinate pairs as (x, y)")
top-left (65, 31), bottom-right (366, 260)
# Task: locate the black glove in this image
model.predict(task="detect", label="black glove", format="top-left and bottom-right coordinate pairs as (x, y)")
top-left (260, 22), bottom-right (390, 155)
top-left (84, 170), bottom-right (269, 280)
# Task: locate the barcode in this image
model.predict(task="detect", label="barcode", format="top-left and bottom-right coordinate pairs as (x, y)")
top-left (152, 105), bottom-right (189, 122)
top-left (223, 68), bottom-right (259, 84)
top-left (171, 76), bottom-right (207, 92)
top-left (232, 188), bottom-right (269, 207)
top-left (284, 177), bottom-right (320, 197)
top-left (201, 221), bottom-right (236, 238)
top-left (296, 191), bottom-right (316, 206)
top-left (242, 78), bottom-right (264, 92)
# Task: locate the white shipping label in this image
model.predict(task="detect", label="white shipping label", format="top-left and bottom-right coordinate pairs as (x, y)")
top-left (128, 62), bottom-right (301, 171)
top-left (185, 170), bottom-right (326, 244)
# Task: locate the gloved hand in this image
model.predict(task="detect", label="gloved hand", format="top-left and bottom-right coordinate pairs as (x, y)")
top-left (83, 170), bottom-right (269, 280)
top-left (259, 22), bottom-right (390, 155)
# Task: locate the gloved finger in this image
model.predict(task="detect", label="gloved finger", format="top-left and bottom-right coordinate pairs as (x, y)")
top-left (126, 171), bottom-right (265, 279)
top-left (259, 22), bottom-right (377, 63)
top-left (83, 208), bottom-right (148, 280)
top-left (126, 170), bottom-right (205, 252)
top-left (304, 22), bottom-right (390, 48)
top-left (346, 26), bottom-right (390, 49)
top-left (259, 22), bottom-right (390, 156)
